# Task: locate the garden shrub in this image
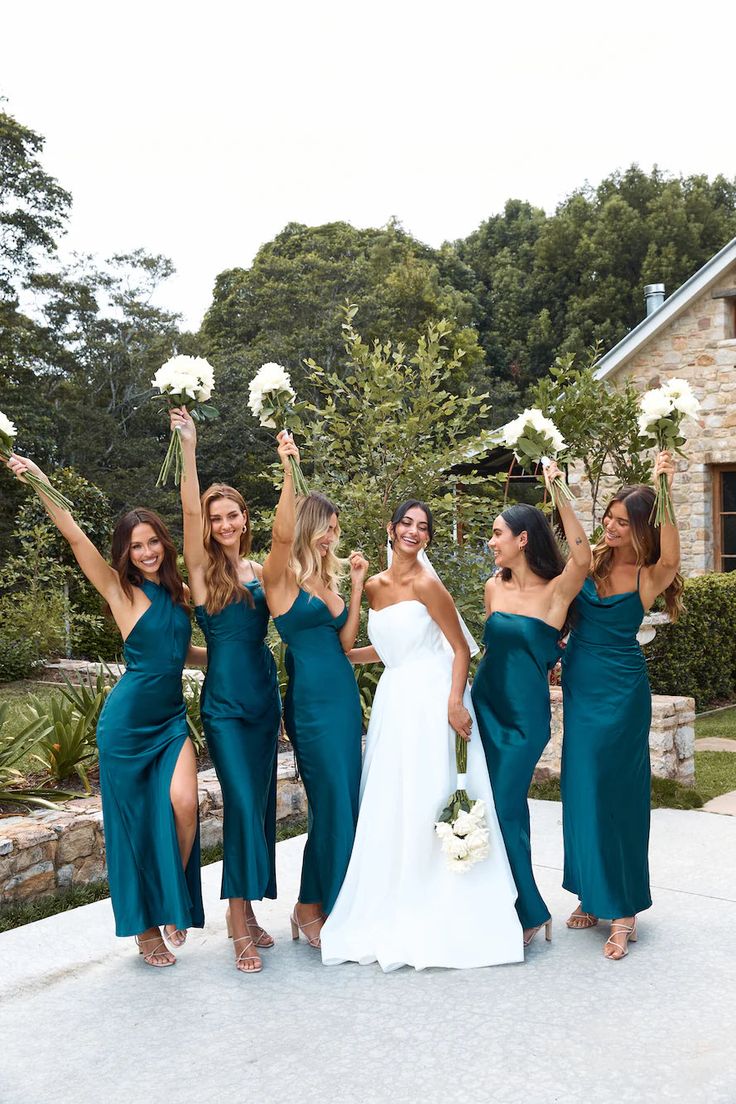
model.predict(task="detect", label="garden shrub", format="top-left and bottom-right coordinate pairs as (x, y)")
top-left (0, 591), bottom-right (64, 683)
top-left (645, 573), bottom-right (736, 710)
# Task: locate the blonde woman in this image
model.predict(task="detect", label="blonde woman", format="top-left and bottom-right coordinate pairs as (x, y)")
top-left (263, 432), bottom-right (367, 950)
top-left (173, 407), bottom-right (281, 974)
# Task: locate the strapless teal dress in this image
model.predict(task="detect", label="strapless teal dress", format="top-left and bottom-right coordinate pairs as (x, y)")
top-left (273, 588), bottom-right (362, 914)
top-left (561, 577), bottom-right (652, 917)
top-left (471, 612), bottom-right (561, 930)
top-left (195, 581), bottom-right (280, 901)
top-left (97, 580), bottom-right (204, 937)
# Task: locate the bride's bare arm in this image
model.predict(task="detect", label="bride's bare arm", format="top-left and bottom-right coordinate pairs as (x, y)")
top-left (348, 646), bottom-right (382, 664)
top-left (414, 573), bottom-right (473, 740)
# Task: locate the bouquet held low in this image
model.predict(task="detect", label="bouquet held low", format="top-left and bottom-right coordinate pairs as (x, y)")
top-left (435, 734), bottom-right (490, 873)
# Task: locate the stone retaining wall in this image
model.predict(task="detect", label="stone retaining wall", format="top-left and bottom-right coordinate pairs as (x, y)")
top-left (536, 689), bottom-right (695, 785)
top-left (0, 752), bottom-right (306, 906)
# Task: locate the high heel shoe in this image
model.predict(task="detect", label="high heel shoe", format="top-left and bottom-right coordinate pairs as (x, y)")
top-left (163, 924), bottom-right (187, 948)
top-left (523, 919), bottom-right (552, 948)
top-left (290, 904), bottom-right (323, 948)
top-left (232, 935), bottom-right (262, 974)
top-left (604, 918), bottom-right (637, 960)
top-left (225, 907), bottom-right (275, 948)
top-left (135, 933), bottom-right (176, 967)
top-left (566, 906), bottom-right (598, 930)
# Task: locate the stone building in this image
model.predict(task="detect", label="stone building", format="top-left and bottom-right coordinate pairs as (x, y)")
top-left (578, 235), bottom-right (736, 577)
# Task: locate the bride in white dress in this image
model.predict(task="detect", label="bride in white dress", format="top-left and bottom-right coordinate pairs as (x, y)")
top-left (320, 500), bottom-right (523, 971)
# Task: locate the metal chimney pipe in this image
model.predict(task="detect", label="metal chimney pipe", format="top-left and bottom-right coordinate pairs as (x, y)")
top-left (644, 283), bottom-right (665, 316)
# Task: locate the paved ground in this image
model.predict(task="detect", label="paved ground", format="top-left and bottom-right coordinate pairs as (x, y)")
top-left (1, 801), bottom-right (735, 1104)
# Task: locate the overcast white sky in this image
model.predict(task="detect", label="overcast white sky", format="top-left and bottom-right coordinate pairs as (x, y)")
top-left (2, 0), bottom-right (735, 329)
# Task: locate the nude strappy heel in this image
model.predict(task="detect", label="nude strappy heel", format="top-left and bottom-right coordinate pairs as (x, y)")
top-left (604, 918), bottom-right (637, 960)
top-left (232, 935), bottom-right (263, 973)
top-left (290, 905), bottom-right (323, 948)
top-left (566, 907), bottom-right (599, 930)
top-left (523, 919), bottom-right (553, 947)
top-left (163, 924), bottom-right (187, 948)
top-left (135, 934), bottom-right (176, 967)
top-left (225, 907), bottom-right (275, 948)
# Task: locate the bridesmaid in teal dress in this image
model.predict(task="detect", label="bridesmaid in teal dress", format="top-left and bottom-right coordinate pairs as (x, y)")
top-left (561, 452), bottom-right (681, 959)
top-left (263, 431), bottom-right (367, 949)
top-left (173, 407), bottom-right (281, 974)
top-left (471, 462), bottom-right (591, 947)
top-left (5, 453), bottom-right (206, 968)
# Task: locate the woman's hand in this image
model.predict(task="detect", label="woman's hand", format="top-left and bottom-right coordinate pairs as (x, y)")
top-left (170, 406), bottom-right (196, 446)
top-left (653, 450), bottom-right (675, 489)
top-left (449, 700), bottom-right (473, 741)
top-left (6, 453), bottom-right (44, 484)
top-left (542, 458), bottom-right (564, 491)
top-left (349, 551), bottom-right (369, 589)
top-left (276, 429), bottom-right (300, 473)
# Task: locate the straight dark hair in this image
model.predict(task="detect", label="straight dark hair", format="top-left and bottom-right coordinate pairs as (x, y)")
top-left (111, 508), bottom-right (187, 608)
top-left (498, 504), bottom-right (566, 582)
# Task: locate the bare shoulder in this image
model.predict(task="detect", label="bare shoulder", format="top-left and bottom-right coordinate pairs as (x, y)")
top-left (412, 569), bottom-right (446, 601)
top-left (249, 559), bottom-right (264, 581)
top-left (365, 572), bottom-right (387, 596)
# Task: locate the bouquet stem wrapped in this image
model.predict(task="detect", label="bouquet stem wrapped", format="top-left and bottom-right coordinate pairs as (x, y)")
top-left (248, 363), bottom-right (309, 495)
top-left (434, 733), bottom-right (490, 873)
top-left (637, 379), bottom-right (700, 527)
top-left (0, 412), bottom-right (74, 512)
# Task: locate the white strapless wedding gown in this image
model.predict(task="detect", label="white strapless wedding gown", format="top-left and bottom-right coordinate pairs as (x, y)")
top-left (320, 601), bottom-right (524, 971)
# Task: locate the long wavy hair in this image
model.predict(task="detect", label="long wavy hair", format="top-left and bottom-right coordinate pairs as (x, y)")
top-left (111, 508), bottom-right (187, 607)
top-left (290, 491), bottom-right (345, 593)
top-left (497, 504), bottom-right (566, 582)
top-left (201, 483), bottom-right (253, 615)
top-left (592, 484), bottom-right (684, 621)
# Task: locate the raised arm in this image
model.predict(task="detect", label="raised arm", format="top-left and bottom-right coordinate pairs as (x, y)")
top-left (641, 451), bottom-right (680, 609)
top-left (546, 460), bottom-right (592, 613)
top-left (6, 454), bottom-right (122, 605)
top-left (262, 432), bottom-right (299, 590)
top-left (339, 552), bottom-right (369, 651)
top-left (416, 573), bottom-right (473, 740)
top-left (172, 407), bottom-right (207, 602)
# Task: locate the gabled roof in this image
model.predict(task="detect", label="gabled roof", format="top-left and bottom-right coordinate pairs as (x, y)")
top-left (594, 235), bottom-right (736, 380)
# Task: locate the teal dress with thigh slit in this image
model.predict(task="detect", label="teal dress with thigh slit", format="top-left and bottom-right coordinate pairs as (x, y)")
top-left (195, 580), bottom-right (281, 901)
top-left (471, 612), bottom-right (561, 930)
top-left (273, 588), bottom-right (362, 915)
top-left (561, 577), bottom-right (652, 918)
top-left (96, 579), bottom-right (204, 938)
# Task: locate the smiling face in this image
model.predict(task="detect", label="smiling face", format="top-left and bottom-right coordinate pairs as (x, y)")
top-left (488, 514), bottom-right (526, 569)
top-left (208, 496), bottom-right (246, 549)
top-left (602, 501), bottom-right (632, 551)
top-left (389, 506), bottom-right (431, 557)
top-left (128, 523), bottom-right (164, 578)
top-left (314, 512), bottom-right (340, 558)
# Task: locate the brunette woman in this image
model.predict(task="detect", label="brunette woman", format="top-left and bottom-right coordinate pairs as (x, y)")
top-left (262, 432), bottom-right (367, 950)
top-left (6, 453), bottom-right (206, 967)
top-left (471, 463), bottom-right (592, 948)
top-left (173, 407), bottom-right (281, 975)
top-left (561, 452), bottom-right (681, 959)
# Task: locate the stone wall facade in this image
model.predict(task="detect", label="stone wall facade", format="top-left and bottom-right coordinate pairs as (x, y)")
top-left (570, 259), bottom-right (736, 576)
top-left (0, 753), bottom-right (306, 906)
top-left (536, 688), bottom-right (695, 785)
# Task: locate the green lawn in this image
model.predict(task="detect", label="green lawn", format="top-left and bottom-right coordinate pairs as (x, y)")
top-left (695, 706), bottom-right (736, 741)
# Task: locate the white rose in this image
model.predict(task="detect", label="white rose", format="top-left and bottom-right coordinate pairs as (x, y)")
top-left (662, 378), bottom-right (699, 418)
top-left (465, 828), bottom-right (490, 859)
top-left (441, 833), bottom-right (469, 860)
top-left (453, 810), bottom-right (475, 837)
top-left (0, 410), bottom-right (17, 440)
top-left (468, 800), bottom-right (486, 824)
top-left (435, 821), bottom-right (454, 840)
top-left (639, 387), bottom-right (673, 422)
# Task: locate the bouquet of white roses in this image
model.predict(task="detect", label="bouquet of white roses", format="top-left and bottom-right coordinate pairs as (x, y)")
top-left (637, 378), bottom-right (700, 526)
top-left (152, 355), bottom-right (218, 486)
top-left (0, 410), bottom-right (74, 512)
top-left (248, 362), bottom-right (309, 495)
top-left (499, 407), bottom-right (573, 510)
top-left (435, 734), bottom-right (490, 873)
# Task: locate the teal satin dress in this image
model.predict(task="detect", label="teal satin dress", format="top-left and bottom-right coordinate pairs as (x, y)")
top-left (471, 612), bottom-right (561, 930)
top-left (97, 579), bottom-right (204, 938)
top-left (195, 581), bottom-right (280, 902)
top-left (561, 577), bottom-right (652, 918)
top-left (273, 588), bottom-right (362, 914)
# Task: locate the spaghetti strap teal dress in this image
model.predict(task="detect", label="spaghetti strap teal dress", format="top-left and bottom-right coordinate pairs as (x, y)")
top-left (561, 576), bottom-right (652, 918)
top-left (195, 580), bottom-right (281, 902)
top-left (273, 588), bottom-right (362, 914)
top-left (471, 612), bottom-right (561, 930)
top-left (96, 579), bottom-right (204, 938)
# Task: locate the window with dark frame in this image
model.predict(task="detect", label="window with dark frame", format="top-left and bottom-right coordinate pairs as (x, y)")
top-left (714, 466), bottom-right (736, 572)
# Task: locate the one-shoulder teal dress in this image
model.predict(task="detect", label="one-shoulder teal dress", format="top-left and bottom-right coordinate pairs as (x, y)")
top-left (471, 612), bottom-right (561, 930)
top-left (561, 577), bottom-right (652, 918)
top-left (195, 580), bottom-right (281, 902)
top-left (273, 588), bottom-right (362, 914)
top-left (96, 580), bottom-right (204, 938)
